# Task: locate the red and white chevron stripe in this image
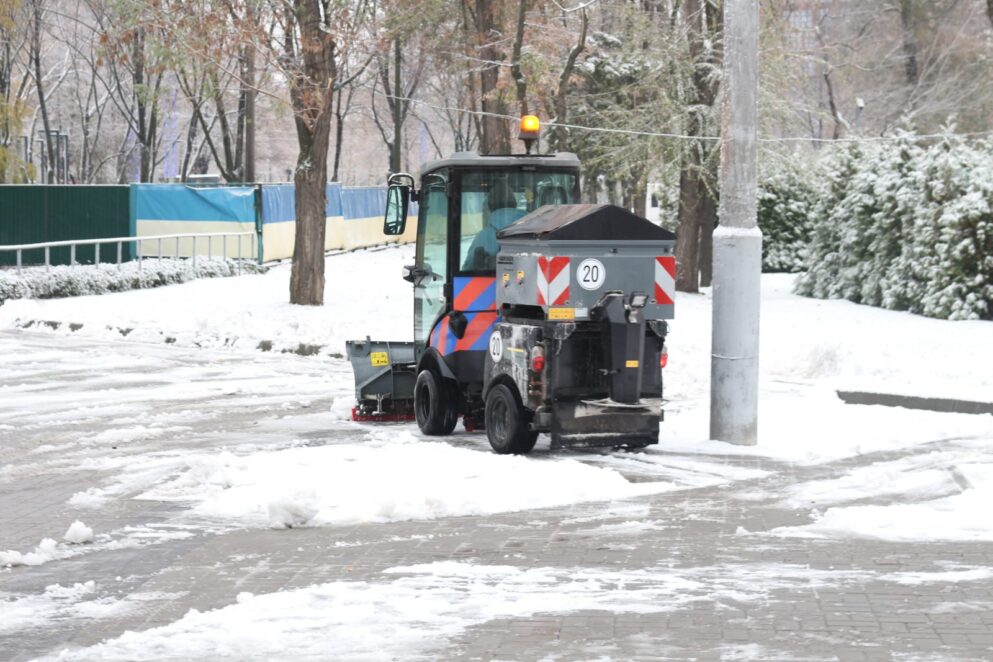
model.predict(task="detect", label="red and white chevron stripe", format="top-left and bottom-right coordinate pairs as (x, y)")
top-left (655, 256), bottom-right (676, 305)
top-left (537, 256), bottom-right (571, 306)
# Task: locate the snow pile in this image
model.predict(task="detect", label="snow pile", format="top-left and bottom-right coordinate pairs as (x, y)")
top-left (0, 538), bottom-right (73, 567)
top-left (64, 521), bottom-right (95, 544)
top-left (771, 463), bottom-right (993, 541)
top-left (0, 258), bottom-right (266, 306)
top-left (135, 430), bottom-right (677, 529)
top-left (47, 561), bottom-right (867, 661)
top-left (796, 133), bottom-right (993, 320)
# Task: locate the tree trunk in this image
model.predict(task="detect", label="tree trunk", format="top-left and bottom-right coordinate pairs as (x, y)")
top-left (551, 9), bottom-right (588, 152)
top-left (676, 166), bottom-right (701, 292)
top-left (475, 0), bottom-right (510, 154)
top-left (698, 188), bottom-right (716, 287)
top-left (288, 0), bottom-right (337, 306)
top-left (675, 0), bottom-right (721, 293)
top-left (290, 123), bottom-right (330, 305)
top-left (900, 0), bottom-right (919, 86)
top-left (988, 0), bottom-right (993, 28)
top-left (390, 39), bottom-right (402, 174)
top-left (31, 0), bottom-right (55, 184)
top-left (510, 0), bottom-right (528, 117)
top-left (332, 89), bottom-right (346, 182)
top-left (244, 48), bottom-right (256, 182)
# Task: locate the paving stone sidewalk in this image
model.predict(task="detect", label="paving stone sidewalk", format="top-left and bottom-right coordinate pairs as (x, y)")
top-left (2, 330), bottom-right (992, 662)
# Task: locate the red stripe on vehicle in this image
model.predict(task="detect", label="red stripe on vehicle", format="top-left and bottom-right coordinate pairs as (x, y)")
top-left (455, 312), bottom-right (495, 352)
top-left (454, 277), bottom-right (492, 311)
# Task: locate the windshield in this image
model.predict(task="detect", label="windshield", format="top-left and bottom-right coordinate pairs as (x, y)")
top-left (459, 169), bottom-right (578, 272)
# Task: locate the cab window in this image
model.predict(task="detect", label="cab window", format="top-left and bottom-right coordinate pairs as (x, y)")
top-left (459, 170), bottom-right (577, 272)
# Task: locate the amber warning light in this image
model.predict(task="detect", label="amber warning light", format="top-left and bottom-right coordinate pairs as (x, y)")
top-left (519, 115), bottom-right (540, 153)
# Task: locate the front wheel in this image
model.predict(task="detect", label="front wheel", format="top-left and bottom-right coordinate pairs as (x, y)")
top-left (414, 370), bottom-right (458, 435)
top-left (484, 384), bottom-right (538, 455)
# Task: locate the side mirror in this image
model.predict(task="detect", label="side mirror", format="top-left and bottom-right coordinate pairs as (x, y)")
top-left (383, 184), bottom-right (410, 236)
top-left (402, 264), bottom-right (428, 283)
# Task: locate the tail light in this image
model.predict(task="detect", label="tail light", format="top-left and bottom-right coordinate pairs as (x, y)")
top-left (659, 346), bottom-right (668, 369)
top-left (530, 346), bottom-right (546, 373)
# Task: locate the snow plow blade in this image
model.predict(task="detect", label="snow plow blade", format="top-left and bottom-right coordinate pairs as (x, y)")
top-left (345, 338), bottom-right (416, 421)
top-left (544, 398), bottom-right (662, 450)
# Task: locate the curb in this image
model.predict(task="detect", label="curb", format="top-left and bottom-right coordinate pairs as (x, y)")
top-left (13, 319), bottom-right (344, 359)
top-left (837, 390), bottom-right (993, 416)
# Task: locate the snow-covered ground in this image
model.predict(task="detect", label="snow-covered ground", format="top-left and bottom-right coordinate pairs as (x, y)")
top-left (2, 244), bottom-right (993, 660)
top-left (0, 246), bottom-right (416, 355)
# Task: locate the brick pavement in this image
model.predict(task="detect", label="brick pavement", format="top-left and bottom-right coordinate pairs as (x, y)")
top-left (1, 330), bottom-right (992, 661)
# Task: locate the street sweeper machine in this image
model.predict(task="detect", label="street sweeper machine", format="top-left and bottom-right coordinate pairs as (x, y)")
top-left (346, 116), bottom-right (676, 454)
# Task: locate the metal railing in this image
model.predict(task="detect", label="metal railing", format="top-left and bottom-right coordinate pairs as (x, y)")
top-left (0, 232), bottom-right (260, 275)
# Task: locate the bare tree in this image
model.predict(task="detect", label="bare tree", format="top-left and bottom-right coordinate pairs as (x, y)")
top-left (274, 0), bottom-right (369, 305)
top-left (372, 35), bottom-right (425, 174)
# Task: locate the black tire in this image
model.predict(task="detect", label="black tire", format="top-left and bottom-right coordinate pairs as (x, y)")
top-left (485, 384), bottom-right (538, 455)
top-left (414, 370), bottom-right (458, 436)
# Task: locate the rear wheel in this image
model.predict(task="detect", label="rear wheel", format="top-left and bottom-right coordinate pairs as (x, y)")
top-left (414, 370), bottom-right (458, 435)
top-left (485, 384), bottom-right (538, 455)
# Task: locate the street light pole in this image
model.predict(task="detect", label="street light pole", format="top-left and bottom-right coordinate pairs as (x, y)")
top-left (710, 0), bottom-right (762, 445)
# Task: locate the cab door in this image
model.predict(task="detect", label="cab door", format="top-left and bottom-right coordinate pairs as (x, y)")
top-left (413, 172), bottom-right (450, 356)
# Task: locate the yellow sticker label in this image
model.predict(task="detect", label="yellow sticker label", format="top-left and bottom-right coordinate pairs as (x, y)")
top-left (502, 272), bottom-right (511, 285)
top-left (516, 270), bottom-right (525, 283)
top-left (548, 307), bottom-right (575, 320)
top-left (370, 351), bottom-right (389, 367)
top-left (625, 359), bottom-right (640, 368)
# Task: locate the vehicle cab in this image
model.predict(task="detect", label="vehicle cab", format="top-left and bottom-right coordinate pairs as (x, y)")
top-left (383, 151), bottom-right (581, 411)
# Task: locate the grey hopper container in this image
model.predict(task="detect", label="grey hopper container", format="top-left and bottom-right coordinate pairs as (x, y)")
top-left (496, 204), bottom-right (676, 321)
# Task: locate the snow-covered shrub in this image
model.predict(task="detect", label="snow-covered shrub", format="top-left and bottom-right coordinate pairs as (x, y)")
top-left (794, 143), bottom-right (864, 300)
top-left (0, 258), bottom-right (267, 307)
top-left (913, 138), bottom-right (993, 320)
top-left (796, 133), bottom-right (993, 321)
top-left (756, 160), bottom-right (817, 272)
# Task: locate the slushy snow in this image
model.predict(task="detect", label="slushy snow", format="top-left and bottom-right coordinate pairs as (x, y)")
top-left (46, 561), bottom-right (871, 661)
top-left (136, 429), bottom-right (681, 529)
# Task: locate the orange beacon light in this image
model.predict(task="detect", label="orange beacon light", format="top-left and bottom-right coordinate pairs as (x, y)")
top-left (519, 115), bottom-right (540, 153)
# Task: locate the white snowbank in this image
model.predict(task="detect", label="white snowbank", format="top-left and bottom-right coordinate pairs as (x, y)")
top-left (0, 246), bottom-right (415, 356)
top-left (64, 521), bottom-right (95, 544)
top-left (48, 561), bottom-right (867, 661)
top-left (136, 429), bottom-right (678, 529)
top-left (770, 463), bottom-right (993, 541)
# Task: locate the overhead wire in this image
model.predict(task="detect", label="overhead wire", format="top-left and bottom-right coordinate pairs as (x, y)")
top-left (356, 78), bottom-right (993, 146)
